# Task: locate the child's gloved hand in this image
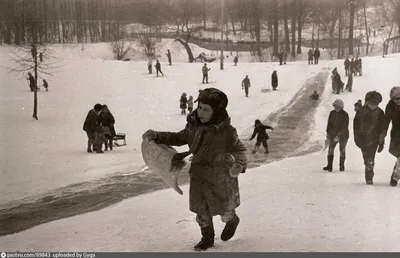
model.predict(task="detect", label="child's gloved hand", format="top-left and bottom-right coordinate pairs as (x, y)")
top-left (142, 129), bottom-right (158, 141)
top-left (229, 163), bottom-right (244, 178)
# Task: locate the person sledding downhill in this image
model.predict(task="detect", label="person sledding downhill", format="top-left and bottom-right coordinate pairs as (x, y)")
top-left (353, 91), bottom-right (386, 185)
top-left (323, 99), bottom-right (349, 172)
top-left (249, 119), bottom-right (274, 154)
top-left (142, 88), bottom-right (247, 251)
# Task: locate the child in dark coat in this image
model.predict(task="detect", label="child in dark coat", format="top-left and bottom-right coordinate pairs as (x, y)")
top-left (142, 88), bottom-right (247, 251)
top-left (188, 96), bottom-right (194, 113)
top-left (83, 104), bottom-right (103, 153)
top-left (354, 99), bottom-right (362, 112)
top-left (155, 60), bottom-right (163, 77)
top-left (354, 91), bottom-right (386, 185)
top-left (180, 93), bottom-right (188, 115)
top-left (249, 119), bottom-right (274, 154)
top-left (42, 79), bottom-right (49, 91)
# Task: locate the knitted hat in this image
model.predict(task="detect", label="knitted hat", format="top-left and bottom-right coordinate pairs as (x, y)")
top-left (197, 88), bottom-right (228, 111)
top-left (332, 99), bottom-right (344, 109)
top-left (365, 91), bottom-right (382, 104)
top-left (390, 86), bottom-right (400, 100)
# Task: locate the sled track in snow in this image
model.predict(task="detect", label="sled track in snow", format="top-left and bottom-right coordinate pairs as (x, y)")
top-left (0, 70), bottom-right (330, 237)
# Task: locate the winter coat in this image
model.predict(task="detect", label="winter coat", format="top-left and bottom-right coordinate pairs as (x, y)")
top-left (147, 59), bottom-right (153, 66)
top-left (155, 111), bottom-right (247, 217)
top-left (155, 62), bottom-right (161, 70)
top-left (272, 73), bottom-right (278, 88)
top-left (354, 105), bottom-right (386, 149)
top-left (354, 102), bottom-right (362, 112)
top-left (326, 109), bottom-right (349, 140)
top-left (314, 49), bottom-right (320, 58)
top-left (242, 78), bottom-right (251, 88)
top-left (331, 73), bottom-right (343, 91)
top-left (308, 50), bottom-right (313, 59)
top-left (83, 109), bottom-right (99, 132)
top-left (98, 111), bottom-right (116, 137)
top-left (188, 99), bottom-right (194, 109)
top-left (344, 59), bottom-right (350, 68)
top-left (383, 100), bottom-right (400, 157)
top-left (180, 96), bottom-right (188, 109)
top-left (250, 124), bottom-right (273, 141)
top-left (28, 75), bottom-right (35, 87)
top-left (202, 66), bottom-right (210, 75)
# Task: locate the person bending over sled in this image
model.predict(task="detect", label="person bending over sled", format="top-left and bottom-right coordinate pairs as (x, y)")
top-left (142, 88), bottom-right (247, 251)
top-left (249, 119), bottom-right (274, 154)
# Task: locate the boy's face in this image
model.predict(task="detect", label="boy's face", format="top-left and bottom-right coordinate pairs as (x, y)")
top-left (393, 96), bottom-right (400, 106)
top-left (197, 102), bottom-right (213, 123)
top-left (367, 102), bottom-right (378, 110)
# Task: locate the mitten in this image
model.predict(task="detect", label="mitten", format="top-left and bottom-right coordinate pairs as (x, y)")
top-left (377, 144), bottom-right (384, 153)
top-left (229, 163), bottom-right (244, 178)
top-left (142, 129), bottom-right (158, 141)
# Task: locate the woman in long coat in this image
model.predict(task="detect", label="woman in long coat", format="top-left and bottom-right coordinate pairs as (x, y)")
top-left (98, 105), bottom-right (116, 151)
top-left (142, 88), bottom-right (247, 251)
top-left (383, 86), bottom-right (400, 187)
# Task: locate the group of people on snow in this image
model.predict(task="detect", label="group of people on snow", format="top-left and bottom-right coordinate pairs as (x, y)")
top-left (344, 57), bottom-right (362, 76)
top-left (179, 93), bottom-right (194, 115)
top-left (331, 67), bottom-right (355, 94)
top-left (308, 48), bottom-right (321, 65)
top-left (27, 72), bottom-right (49, 92)
top-left (323, 87), bottom-right (400, 187)
top-left (83, 104), bottom-right (116, 154)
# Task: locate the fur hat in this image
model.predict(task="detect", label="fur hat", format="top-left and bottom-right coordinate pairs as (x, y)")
top-left (365, 91), bottom-right (382, 104)
top-left (332, 99), bottom-right (344, 109)
top-left (197, 88), bottom-right (228, 111)
top-left (390, 86), bottom-right (400, 100)
top-left (94, 104), bottom-right (103, 112)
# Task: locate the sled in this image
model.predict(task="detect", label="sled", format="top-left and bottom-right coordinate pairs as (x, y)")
top-left (261, 88), bottom-right (271, 93)
top-left (141, 138), bottom-right (187, 195)
top-left (113, 133), bottom-right (127, 146)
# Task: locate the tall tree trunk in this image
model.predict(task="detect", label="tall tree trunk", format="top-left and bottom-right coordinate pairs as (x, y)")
top-left (338, 8), bottom-right (342, 59)
top-left (176, 38), bottom-right (194, 62)
top-left (363, 2), bottom-right (370, 55)
top-left (291, 1), bottom-right (296, 57)
top-left (273, 0), bottom-right (279, 56)
top-left (311, 21), bottom-right (315, 49)
top-left (203, 0), bottom-right (206, 30)
top-left (348, 0), bottom-right (355, 56)
top-left (283, 1), bottom-right (290, 52)
top-left (296, 0), bottom-right (302, 54)
top-left (253, 0), bottom-right (261, 57)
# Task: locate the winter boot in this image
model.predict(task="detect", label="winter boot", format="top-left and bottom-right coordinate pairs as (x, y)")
top-left (390, 178), bottom-right (398, 187)
top-left (264, 146), bottom-right (269, 154)
top-left (323, 155), bottom-right (334, 172)
top-left (194, 223), bottom-right (215, 251)
top-left (252, 146), bottom-right (259, 154)
top-left (221, 214), bottom-right (240, 241)
top-left (339, 157), bottom-right (345, 171)
top-left (365, 167), bottom-right (374, 185)
top-left (109, 139), bottom-right (113, 151)
top-left (87, 142), bottom-right (93, 153)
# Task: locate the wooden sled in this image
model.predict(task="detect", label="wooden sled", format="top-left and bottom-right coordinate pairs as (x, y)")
top-left (261, 87), bottom-right (271, 93)
top-left (141, 138), bottom-right (186, 195)
top-left (113, 133), bottom-right (126, 146)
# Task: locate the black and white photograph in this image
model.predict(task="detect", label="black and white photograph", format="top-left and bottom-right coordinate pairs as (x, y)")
top-left (1, 0), bottom-right (400, 253)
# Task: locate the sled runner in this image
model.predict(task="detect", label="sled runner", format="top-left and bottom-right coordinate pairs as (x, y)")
top-left (141, 138), bottom-right (186, 195)
top-left (113, 133), bottom-right (127, 146)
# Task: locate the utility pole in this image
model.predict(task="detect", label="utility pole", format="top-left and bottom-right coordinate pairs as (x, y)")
top-left (220, 0), bottom-right (224, 70)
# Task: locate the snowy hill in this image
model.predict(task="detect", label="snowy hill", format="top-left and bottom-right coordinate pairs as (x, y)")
top-left (0, 40), bottom-right (400, 251)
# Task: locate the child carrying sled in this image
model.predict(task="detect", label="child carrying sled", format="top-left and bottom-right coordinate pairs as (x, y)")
top-left (249, 119), bottom-right (274, 154)
top-left (142, 88), bottom-right (247, 251)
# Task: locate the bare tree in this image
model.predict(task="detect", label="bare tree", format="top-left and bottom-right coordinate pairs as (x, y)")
top-left (139, 35), bottom-right (157, 58)
top-left (348, 0), bottom-right (356, 56)
top-left (110, 40), bottom-right (133, 60)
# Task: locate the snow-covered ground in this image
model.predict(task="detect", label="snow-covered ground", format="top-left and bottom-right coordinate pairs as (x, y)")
top-left (0, 42), bottom-right (323, 207)
top-left (0, 40), bottom-right (399, 251)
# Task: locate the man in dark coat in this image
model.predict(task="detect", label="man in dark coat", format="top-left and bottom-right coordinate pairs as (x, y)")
top-left (331, 68), bottom-right (344, 94)
top-left (271, 71), bottom-right (278, 91)
top-left (241, 75), bottom-right (251, 97)
top-left (344, 58), bottom-right (350, 76)
top-left (142, 88), bottom-right (247, 251)
top-left (382, 86), bottom-right (400, 186)
top-left (166, 49), bottom-right (172, 65)
top-left (350, 58), bottom-right (356, 76)
top-left (323, 99), bottom-right (349, 172)
top-left (233, 55), bottom-right (238, 66)
top-left (249, 119), bottom-right (274, 154)
top-left (314, 48), bottom-right (320, 64)
top-left (308, 49), bottom-right (314, 65)
top-left (354, 91), bottom-right (386, 185)
top-left (27, 72), bottom-right (35, 92)
top-left (83, 104), bottom-right (103, 153)
top-left (155, 60), bottom-right (164, 77)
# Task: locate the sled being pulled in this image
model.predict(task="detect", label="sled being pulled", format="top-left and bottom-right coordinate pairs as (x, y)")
top-left (141, 138), bottom-right (187, 195)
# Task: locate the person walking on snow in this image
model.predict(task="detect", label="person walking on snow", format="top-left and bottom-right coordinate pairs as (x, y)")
top-left (155, 60), bottom-right (164, 77)
top-left (313, 48), bottom-right (320, 64)
top-left (166, 49), bottom-right (172, 65)
top-left (323, 99), bottom-right (349, 172)
top-left (179, 92), bottom-right (188, 115)
top-left (308, 49), bottom-right (314, 65)
top-left (271, 71), bottom-right (278, 91)
top-left (147, 57), bottom-right (153, 74)
top-left (242, 75), bottom-right (251, 97)
top-left (83, 104), bottom-right (103, 153)
top-left (249, 119), bottom-right (274, 154)
top-left (27, 72), bottom-right (35, 92)
top-left (344, 58), bottom-right (350, 76)
top-left (188, 96), bottom-right (194, 114)
top-left (142, 88), bottom-right (247, 251)
top-left (202, 63), bottom-right (211, 84)
top-left (353, 91), bottom-right (386, 185)
top-left (42, 79), bottom-right (49, 91)
top-left (382, 86), bottom-right (400, 187)
top-left (345, 71), bottom-right (353, 92)
top-left (233, 55), bottom-right (238, 66)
